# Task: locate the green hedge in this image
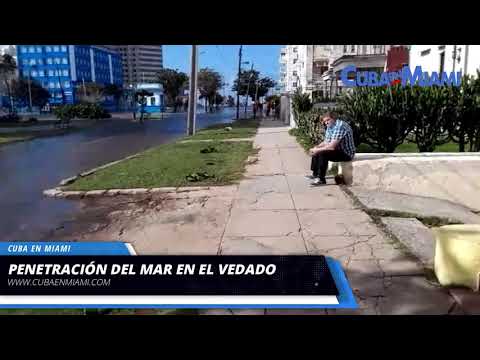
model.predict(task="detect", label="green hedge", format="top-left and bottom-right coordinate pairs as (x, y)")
top-left (292, 74), bottom-right (480, 153)
top-left (293, 107), bottom-right (326, 146)
top-left (53, 103), bottom-right (111, 121)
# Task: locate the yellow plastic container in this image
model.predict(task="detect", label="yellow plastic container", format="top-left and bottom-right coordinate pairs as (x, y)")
top-left (433, 224), bottom-right (480, 291)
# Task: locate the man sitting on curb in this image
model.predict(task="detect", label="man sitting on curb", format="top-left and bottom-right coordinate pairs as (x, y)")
top-left (307, 111), bottom-right (356, 186)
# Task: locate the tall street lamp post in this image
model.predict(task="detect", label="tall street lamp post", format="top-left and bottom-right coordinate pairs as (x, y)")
top-left (244, 63), bottom-right (254, 118)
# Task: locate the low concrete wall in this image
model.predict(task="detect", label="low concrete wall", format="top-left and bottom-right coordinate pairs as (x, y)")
top-left (352, 154), bottom-right (480, 212)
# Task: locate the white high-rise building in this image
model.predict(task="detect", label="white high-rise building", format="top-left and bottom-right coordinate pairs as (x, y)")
top-left (278, 47), bottom-right (287, 93)
top-left (280, 45), bottom-right (313, 94)
top-left (409, 45), bottom-right (480, 77)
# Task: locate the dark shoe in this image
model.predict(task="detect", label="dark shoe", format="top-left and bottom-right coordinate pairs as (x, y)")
top-left (310, 178), bottom-right (327, 186)
top-left (305, 174), bottom-right (317, 180)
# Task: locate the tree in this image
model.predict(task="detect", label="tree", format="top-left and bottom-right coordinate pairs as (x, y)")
top-left (11, 77), bottom-right (50, 108)
top-left (0, 54), bottom-right (17, 113)
top-left (254, 77), bottom-right (276, 100)
top-left (232, 69), bottom-right (276, 102)
top-left (157, 68), bottom-right (188, 112)
top-left (227, 95), bottom-right (235, 107)
top-left (214, 93), bottom-right (224, 108)
top-left (75, 82), bottom-right (104, 104)
top-left (103, 84), bottom-right (123, 110)
top-left (135, 89), bottom-right (153, 123)
top-left (197, 68), bottom-right (222, 112)
top-left (265, 94), bottom-right (280, 106)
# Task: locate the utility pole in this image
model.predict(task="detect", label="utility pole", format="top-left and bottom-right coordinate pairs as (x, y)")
top-left (253, 80), bottom-right (259, 119)
top-left (187, 45), bottom-right (198, 136)
top-left (236, 45), bottom-right (242, 119)
top-left (82, 77), bottom-right (87, 98)
top-left (464, 45), bottom-right (469, 75)
top-left (27, 70), bottom-right (33, 113)
top-left (244, 63), bottom-right (254, 118)
top-left (452, 45), bottom-right (457, 73)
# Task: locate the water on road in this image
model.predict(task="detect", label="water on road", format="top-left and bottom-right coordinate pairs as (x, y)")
top-left (0, 108), bottom-right (246, 242)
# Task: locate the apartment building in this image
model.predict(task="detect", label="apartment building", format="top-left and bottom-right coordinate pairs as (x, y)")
top-left (409, 45), bottom-right (480, 77)
top-left (279, 45), bottom-right (313, 94)
top-left (280, 45), bottom-right (408, 99)
top-left (107, 45), bottom-right (163, 86)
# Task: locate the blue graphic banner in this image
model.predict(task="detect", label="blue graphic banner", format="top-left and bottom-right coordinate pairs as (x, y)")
top-left (0, 242), bottom-right (357, 309)
top-left (0, 242), bottom-right (134, 256)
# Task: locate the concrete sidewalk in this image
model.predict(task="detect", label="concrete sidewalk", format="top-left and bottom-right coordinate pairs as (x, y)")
top-left (209, 118), bottom-right (457, 315)
top-left (58, 117), bottom-right (465, 314)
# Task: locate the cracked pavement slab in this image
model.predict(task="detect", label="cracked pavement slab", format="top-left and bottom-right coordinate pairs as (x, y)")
top-left (224, 209), bottom-right (300, 237)
top-left (233, 192), bottom-right (295, 210)
top-left (376, 276), bottom-right (454, 315)
top-left (48, 188), bottom-right (236, 255)
top-left (221, 235), bottom-right (306, 255)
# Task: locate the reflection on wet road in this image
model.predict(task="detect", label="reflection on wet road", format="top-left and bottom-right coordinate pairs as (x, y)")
top-left (0, 108), bottom-right (242, 241)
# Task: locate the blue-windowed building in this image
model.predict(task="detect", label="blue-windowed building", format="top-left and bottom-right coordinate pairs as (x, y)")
top-left (16, 45), bottom-right (123, 106)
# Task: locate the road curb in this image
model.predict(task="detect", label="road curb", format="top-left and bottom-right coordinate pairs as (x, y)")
top-left (355, 152), bottom-right (480, 160)
top-left (43, 186), bottom-right (221, 199)
top-left (57, 154), bottom-right (141, 187)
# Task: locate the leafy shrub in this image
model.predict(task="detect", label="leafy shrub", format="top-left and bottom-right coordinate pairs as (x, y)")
top-left (339, 83), bottom-right (478, 153)
top-left (408, 85), bottom-right (456, 152)
top-left (339, 85), bottom-right (414, 153)
top-left (448, 72), bottom-right (480, 152)
top-left (0, 113), bottom-right (20, 123)
top-left (291, 87), bottom-right (313, 119)
top-left (295, 107), bottom-right (326, 145)
top-left (293, 81), bottom-right (480, 153)
top-left (53, 105), bottom-right (76, 122)
top-left (53, 104), bottom-right (111, 121)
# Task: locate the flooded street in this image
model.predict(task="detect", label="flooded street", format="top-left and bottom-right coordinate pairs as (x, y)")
top-left (0, 108), bottom-right (242, 241)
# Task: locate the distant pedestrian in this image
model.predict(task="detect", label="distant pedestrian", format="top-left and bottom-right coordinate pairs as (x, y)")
top-left (266, 101), bottom-right (271, 117)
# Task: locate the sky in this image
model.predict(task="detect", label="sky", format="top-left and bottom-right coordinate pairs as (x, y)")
top-left (164, 45), bottom-right (281, 97)
top-left (1, 44), bottom-right (281, 97)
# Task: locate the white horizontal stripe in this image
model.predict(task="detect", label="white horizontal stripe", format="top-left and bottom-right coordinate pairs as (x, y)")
top-left (0, 295), bottom-right (338, 305)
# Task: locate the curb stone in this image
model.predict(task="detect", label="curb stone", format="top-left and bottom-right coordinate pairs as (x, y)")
top-left (43, 186), bottom-right (225, 199)
top-left (56, 154), bottom-right (141, 188)
top-left (355, 152), bottom-right (480, 160)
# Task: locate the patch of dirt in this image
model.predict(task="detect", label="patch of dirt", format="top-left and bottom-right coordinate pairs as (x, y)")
top-left (44, 192), bottom-right (220, 242)
top-left (44, 193), bottom-right (186, 241)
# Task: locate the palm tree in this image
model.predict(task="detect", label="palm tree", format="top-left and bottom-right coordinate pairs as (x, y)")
top-left (0, 54), bottom-right (17, 113)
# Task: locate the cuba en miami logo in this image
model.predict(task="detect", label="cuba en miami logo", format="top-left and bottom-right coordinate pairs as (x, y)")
top-left (341, 65), bottom-right (463, 87)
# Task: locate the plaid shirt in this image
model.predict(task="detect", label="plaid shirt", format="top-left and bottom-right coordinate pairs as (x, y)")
top-left (325, 119), bottom-right (356, 159)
